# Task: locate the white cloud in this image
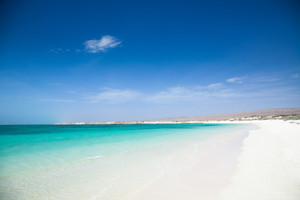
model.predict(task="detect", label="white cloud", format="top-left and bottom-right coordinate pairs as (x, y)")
top-left (226, 77), bottom-right (244, 84)
top-left (144, 84), bottom-right (238, 103)
top-left (144, 87), bottom-right (193, 103)
top-left (83, 84), bottom-right (236, 104)
top-left (84, 35), bottom-right (121, 53)
top-left (86, 88), bottom-right (139, 103)
top-left (250, 76), bottom-right (280, 83)
top-left (203, 83), bottom-right (224, 90)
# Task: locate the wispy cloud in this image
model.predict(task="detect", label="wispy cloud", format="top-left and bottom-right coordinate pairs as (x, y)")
top-left (250, 75), bottom-right (280, 83)
top-left (85, 88), bottom-right (140, 103)
top-left (81, 72), bottom-right (299, 105)
top-left (144, 84), bottom-right (238, 103)
top-left (226, 77), bottom-right (244, 84)
top-left (84, 35), bottom-right (121, 53)
top-left (144, 87), bottom-right (194, 103)
top-left (291, 74), bottom-right (299, 79)
top-left (84, 84), bottom-right (235, 104)
top-left (197, 83), bottom-right (224, 90)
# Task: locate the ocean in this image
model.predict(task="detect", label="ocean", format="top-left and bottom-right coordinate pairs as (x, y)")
top-left (0, 123), bottom-right (252, 200)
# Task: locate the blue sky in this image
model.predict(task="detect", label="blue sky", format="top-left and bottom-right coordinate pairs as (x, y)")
top-left (0, 0), bottom-right (300, 124)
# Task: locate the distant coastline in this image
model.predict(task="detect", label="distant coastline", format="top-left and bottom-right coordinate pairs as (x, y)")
top-left (56, 108), bottom-right (300, 125)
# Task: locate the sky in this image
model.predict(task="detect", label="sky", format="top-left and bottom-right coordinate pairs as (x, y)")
top-left (0, 0), bottom-right (300, 124)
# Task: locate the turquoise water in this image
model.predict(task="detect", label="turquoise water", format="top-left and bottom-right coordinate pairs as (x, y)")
top-left (0, 123), bottom-right (254, 200)
top-left (0, 123), bottom-right (241, 177)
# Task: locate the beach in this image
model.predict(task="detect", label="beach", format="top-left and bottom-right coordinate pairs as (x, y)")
top-left (220, 120), bottom-right (300, 200)
top-left (0, 120), bottom-right (299, 200)
top-left (2, 0), bottom-right (299, 199)
top-left (127, 120), bottom-right (300, 200)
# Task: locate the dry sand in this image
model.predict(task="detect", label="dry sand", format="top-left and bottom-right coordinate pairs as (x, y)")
top-left (219, 120), bottom-right (300, 200)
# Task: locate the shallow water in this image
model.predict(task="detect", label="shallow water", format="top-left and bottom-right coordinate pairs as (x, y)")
top-left (0, 123), bottom-right (253, 200)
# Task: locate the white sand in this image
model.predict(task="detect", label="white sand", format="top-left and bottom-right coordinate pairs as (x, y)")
top-left (220, 120), bottom-right (300, 200)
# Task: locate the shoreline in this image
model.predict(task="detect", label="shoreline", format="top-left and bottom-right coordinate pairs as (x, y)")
top-left (0, 120), bottom-right (299, 199)
top-left (0, 122), bottom-right (254, 200)
top-left (127, 124), bottom-right (254, 200)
